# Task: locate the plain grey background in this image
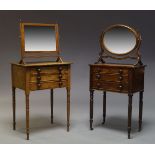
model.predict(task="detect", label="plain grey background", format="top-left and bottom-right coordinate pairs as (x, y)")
top-left (0, 10), bottom-right (155, 143)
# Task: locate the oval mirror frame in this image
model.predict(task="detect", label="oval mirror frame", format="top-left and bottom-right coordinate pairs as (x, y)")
top-left (100, 24), bottom-right (141, 59)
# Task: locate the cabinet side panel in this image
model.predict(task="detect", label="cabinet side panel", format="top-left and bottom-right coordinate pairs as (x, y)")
top-left (67, 65), bottom-right (71, 88)
top-left (11, 64), bottom-right (26, 90)
top-left (132, 67), bottom-right (144, 92)
top-left (89, 66), bottom-right (93, 90)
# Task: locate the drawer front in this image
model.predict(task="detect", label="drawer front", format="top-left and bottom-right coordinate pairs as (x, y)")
top-left (30, 80), bottom-right (67, 91)
top-left (90, 65), bottom-right (129, 93)
top-left (91, 66), bottom-right (128, 75)
top-left (29, 65), bottom-right (69, 91)
top-left (91, 81), bottom-right (128, 93)
top-left (30, 72), bottom-right (68, 82)
top-left (92, 72), bottom-right (128, 83)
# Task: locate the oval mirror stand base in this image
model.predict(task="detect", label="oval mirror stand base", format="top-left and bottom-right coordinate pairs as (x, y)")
top-left (89, 24), bottom-right (146, 139)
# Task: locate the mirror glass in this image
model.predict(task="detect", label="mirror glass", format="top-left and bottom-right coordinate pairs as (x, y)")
top-left (103, 27), bottom-right (136, 54)
top-left (24, 26), bottom-right (56, 51)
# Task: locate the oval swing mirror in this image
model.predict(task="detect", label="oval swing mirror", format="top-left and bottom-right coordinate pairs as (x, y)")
top-left (101, 24), bottom-right (139, 56)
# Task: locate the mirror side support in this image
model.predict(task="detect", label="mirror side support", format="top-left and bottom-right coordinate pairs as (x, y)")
top-left (56, 56), bottom-right (63, 63)
top-left (19, 59), bottom-right (25, 64)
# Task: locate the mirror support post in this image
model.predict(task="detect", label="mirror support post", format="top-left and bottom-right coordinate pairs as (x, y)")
top-left (19, 59), bottom-right (25, 64)
top-left (56, 56), bottom-right (63, 62)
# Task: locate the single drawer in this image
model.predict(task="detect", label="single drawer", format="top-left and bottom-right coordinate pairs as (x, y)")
top-left (91, 66), bottom-right (129, 75)
top-left (30, 73), bottom-right (68, 83)
top-left (91, 72), bottom-right (128, 83)
top-left (91, 81), bottom-right (128, 93)
top-left (30, 66), bottom-right (68, 76)
top-left (30, 80), bottom-right (67, 91)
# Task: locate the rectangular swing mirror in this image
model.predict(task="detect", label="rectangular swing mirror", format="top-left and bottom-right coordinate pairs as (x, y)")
top-left (20, 23), bottom-right (60, 61)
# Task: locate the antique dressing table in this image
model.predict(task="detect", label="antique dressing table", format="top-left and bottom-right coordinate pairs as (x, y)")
top-left (89, 24), bottom-right (145, 139)
top-left (11, 23), bottom-right (72, 140)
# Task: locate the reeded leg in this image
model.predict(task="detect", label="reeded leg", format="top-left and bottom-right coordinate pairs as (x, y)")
top-left (25, 92), bottom-right (30, 140)
top-left (51, 89), bottom-right (54, 124)
top-left (139, 91), bottom-right (144, 132)
top-left (102, 91), bottom-right (106, 124)
top-left (90, 90), bottom-right (94, 130)
top-left (66, 88), bottom-right (70, 132)
top-left (128, 93), bottom-right (133, 139)
top-left (12, 87), bottom-right (16, 130)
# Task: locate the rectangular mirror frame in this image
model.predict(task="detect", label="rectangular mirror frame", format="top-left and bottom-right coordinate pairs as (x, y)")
top-left (20, 23), bottom-right (60, 59)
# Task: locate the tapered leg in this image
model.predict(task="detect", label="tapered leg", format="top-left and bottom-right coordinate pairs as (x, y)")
top-left (90, 90), bottom-right (94, 130)
top-left (139, 91), bottom-right (144, 131)
top-left (51, 89), bottom-right (54, 124)
top-left (25, 92), bottom-right (30, 140)
top-left (102, 91), bottom-right (106, 124)
top-left (66, 88), bottom-right (70, 132)
top-left (128, 93), bottom-right (133, 139)
top-left (12, 87), bottom-right (16, 130)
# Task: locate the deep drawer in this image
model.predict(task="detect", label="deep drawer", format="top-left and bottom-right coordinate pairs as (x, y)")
top-left (91, 66), bottom-right (129, 75)
top-left (30, 66), bottom-right (68, 75)
top-left (91, 72), bottom-right (128, 83)
top-left (30, 80), bottom-right (67, 91)
top-left (91, 81), bottom-right (129, 93)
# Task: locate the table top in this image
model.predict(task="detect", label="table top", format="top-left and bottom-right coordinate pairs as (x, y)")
top-left (89, 63), bottom-right (145, 68)
top-left (11, 61), bottom-right (72, 67)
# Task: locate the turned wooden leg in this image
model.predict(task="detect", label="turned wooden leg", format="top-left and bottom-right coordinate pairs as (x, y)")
top-left (102, 91), bottom-right (106, 125)
top-left (51, 89), bottom-right (54, 124)
top-left (66, 88), bottom-right (70, 132)
top-left (90, 90), bottom-right (94, 130)
top-left (25, 92), bottom-right (30, 140)
top-left (128, 93), bottom-right (133, 139)
top-left (139, 91), bottom-right (144, 132)
top-left (12, 87), bottom-right (16, 130)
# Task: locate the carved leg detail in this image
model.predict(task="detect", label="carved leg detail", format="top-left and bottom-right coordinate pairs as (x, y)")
top-left (66, 88), bottom-right (70, 132)
top-left (102, 91), bottom-right (106, 125)
top-left (128, 93), bottom-right (133, 139)
top-left (25, 93), bottom-right (30, 140)
top-left (139, 91), bottom-right (144, 132)
top-left (90, 90), bottom-right (94, 130)
top-left (12, 87), bottom-right (16, 130)
top-left (51, 89), bottom-right (54, 124)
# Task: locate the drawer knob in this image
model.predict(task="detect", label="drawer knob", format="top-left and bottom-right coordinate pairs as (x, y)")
top-left (37, 83), bottom-right (41, 87)
top-left (119, 76), bottom-right (123, 80)
top-left (96, 74), bottom-right (101, 79)
top-left (59, 74), bottom-right (62, 78)
top-left (37, 68), bottom-right (41, 72)
top-left (119, 69), bottom-right (123, 73)
top-left (97, 83), bottom-right (101, 86)
top-left (58, 66), bottom-right (63, 70)
top-left (59, 82), bottom-right (63, 86)
top-left (119, 85), bottom-right (123, 89)
top-left (37, 76), bottom-right (41, 80)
